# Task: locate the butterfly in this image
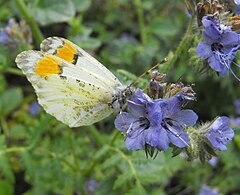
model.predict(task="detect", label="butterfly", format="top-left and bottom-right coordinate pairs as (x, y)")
top-left (15, 37), bottom-right (134, 127)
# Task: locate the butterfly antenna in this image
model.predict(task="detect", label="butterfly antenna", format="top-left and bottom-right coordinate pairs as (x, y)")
top-left (129, 57), bottom-right (168, 87)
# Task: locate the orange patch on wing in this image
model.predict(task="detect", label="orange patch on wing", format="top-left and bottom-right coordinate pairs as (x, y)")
top-left (36, 56), bottom-right (61, 77)
top-left (56, 41), bottom-right (77, 64)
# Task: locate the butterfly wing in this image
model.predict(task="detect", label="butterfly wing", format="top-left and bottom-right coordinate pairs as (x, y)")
top-left (40, 37), bottom-right (122, 88)
top-left (15, 50), bottom-right (119, 127)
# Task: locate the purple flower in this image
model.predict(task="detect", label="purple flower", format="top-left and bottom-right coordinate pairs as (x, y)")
top-left (199, 185), bottom-right (219, 195)
top-left (159, 93), bottom-right (198, 148)
top-left (29, 101), bottom-right (41, 116)
top-left (229, 117), bottom-right (240, 128)
top-left (196, 15), bottom-right (240, 80)
top-left (233, 0), bottom-right (240, 15)
top-left (114, 89), bottom-right (198, 151)
top-left (208, 116), bottom-right (235, 150)
top-left (207, 156), bottom-right (218, 167)
top-left (0, 29), bottom-right (12, 44)
top-left (84, 178), bottom-right (98, 194)
top-left (0, 18), bottom-right (32, 51)
top-left (234, 99), bottom-right (240, 114)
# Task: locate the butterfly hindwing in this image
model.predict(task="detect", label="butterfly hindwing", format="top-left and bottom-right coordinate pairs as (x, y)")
top-left (37, 75), bottom-right (114, 127)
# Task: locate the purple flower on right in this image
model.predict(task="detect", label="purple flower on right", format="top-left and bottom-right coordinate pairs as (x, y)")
top-left (207, 116), bottom-right (235, 150)
top-left (233, 0), bottom-right (240, 15)
top-left (196, 15), bottom-right (240, 80)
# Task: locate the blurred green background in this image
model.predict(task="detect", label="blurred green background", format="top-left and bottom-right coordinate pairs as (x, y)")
top-left (0, 0), bottom-right (240, 194)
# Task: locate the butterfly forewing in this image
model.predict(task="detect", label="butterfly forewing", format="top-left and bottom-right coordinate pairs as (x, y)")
top-left (40, 37), bottom-right (122, 88)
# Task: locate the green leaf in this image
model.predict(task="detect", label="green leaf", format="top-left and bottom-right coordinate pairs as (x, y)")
top-left (0, 180), bottom-right (13, 195)
top-left (78, 38), bottom-right (101, 49)
top-left (102, 154), bottom-right (122, 169)
top-left (126, 184), bottom-right (147, 195)
top-left (203, 142), bottom-right (217, 156)
top-left (148, 17), bottom-right (178, 37)
top-left (73, 0), bottom-right (91, 12)
top-left (93, 145), bottom-right (109, 160)
top-left (113, 171), bottom-right (133, 189)
top-left (30, 0), bottom-right (75, 25)
top-left (0, 75), bottom-right (6, 93)
top-left (0, 136), bottom-right (15, 183)
top-left (9, 124), bottom-right (28, 139)
top-left (0, 88), bottom-right (23, 116)
top-left (171, 146), bottom-right (183, 157)
top-left (0, 46), bottom-right (8, 69)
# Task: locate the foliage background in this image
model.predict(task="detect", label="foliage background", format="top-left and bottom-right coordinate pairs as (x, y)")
top-left (0, 0), bottom-right (240, 194)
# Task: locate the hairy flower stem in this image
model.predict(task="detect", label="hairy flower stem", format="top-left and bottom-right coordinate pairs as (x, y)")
top-left (134, 0), bottom-right (147, 46)
top-left (164, 14), bottom-right (196, 73)
top-left (15, 0), bottom-right (44, 47)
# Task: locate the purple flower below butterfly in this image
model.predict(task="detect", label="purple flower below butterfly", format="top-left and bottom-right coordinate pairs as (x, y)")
top-left (114, 89), bottom-right (198, 151)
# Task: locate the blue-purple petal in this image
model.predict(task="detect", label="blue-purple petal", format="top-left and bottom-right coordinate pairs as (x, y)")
top-left (125, 131), bottom-right (147, 150)
top-left (208, 54), bottom-right (224, 72)
top-left (196, 43), bottom-right (212, 59)
top-left (173, 109), bottom-right (198, 126)
top-left (114, 112), bottom-right (136, 132)
top-left (208, 132), bottom-right (227, 150)
top-left (167, 127), bottom-right (189, 148)
top-left (156, 129), bottom-right (170, 151)
top-left (160, 95), bottom-right (184, 118)
top-left (147, 102), bottom-right (162, 126)
top-left (211, 116), bottom-right (229, 131)
top-left (128, 89), bottom-right (151, 117)
top-left (221, 32), bottom-right (240, 46)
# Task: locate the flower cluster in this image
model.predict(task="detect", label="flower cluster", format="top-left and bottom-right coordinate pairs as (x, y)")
top-left (114, 89), bottom-right (198, 153)
top-left (0, 18), bottom-right (32, 51)
top-left (196, 15), bottom-right (240, 80)
top-left (114, 67), bottom-right (235, 160)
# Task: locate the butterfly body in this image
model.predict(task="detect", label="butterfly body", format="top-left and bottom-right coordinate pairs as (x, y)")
top-left (16, 37), bottom-right (134, 127)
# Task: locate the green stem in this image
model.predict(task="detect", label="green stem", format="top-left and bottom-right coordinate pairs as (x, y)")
top-left (15, 0), bottom-right (44, 46)
top-left (0, 67), bottom-right (23, 76)
top-left (109, 130), bottom-right (121, 146)
top-left (109, 146), bottom-right (142, 189)
top-left (68, 130), bottom-right (79, 170)
top-left (0, 117), bottom-right (9, 136)
top-left (163, 14), bottom-right (196, 73)
top-left (134, 0), bottom-right (147, 46)
top-left (47, 150), bottom-right (78, 172)
top-left (0, 146), bottom-right (28, 156)
top-left (81, 145), bottom-right (110, 176)
top-left (88, 125), bottom-right (104, 147)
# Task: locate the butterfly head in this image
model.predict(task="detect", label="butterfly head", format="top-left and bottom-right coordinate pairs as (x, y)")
top-left (110, 86), bottom-right (135, 111)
